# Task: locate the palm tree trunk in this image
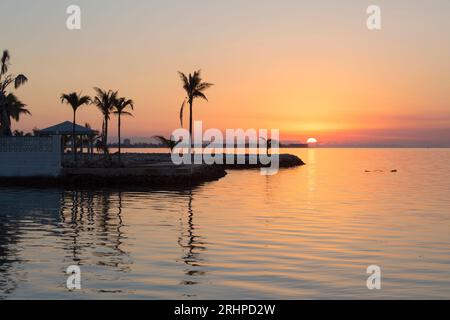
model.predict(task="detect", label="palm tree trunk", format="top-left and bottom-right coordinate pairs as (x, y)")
top-left (0, 107), bottom-right (7, 136)
top-left (73, 109), bottom-right (77, 162)
top-left (104, 116), bottom-right (109, 155)
top-left (101, 119), bottom-right (105, 152)
top-left (0, 95), bottom-right (6, 136)
top-left (0, 104), bottom-right (12, 136)
top-left (189, 99), bottom-right (193, 149)
top-left (118, 113), bottom-right (121, 162)
top-left (189, 99), bottom-right (194, 171)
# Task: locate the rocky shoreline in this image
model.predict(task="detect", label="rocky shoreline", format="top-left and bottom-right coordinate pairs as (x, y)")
top-left (223, 153), bottom-right (305, 169)
top-left (0, 153), bottom-right (305, 189)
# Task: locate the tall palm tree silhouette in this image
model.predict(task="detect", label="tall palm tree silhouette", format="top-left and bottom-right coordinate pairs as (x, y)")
top-left (80, 122), bottom-right (95, 154)
top-left (113, 96), bottom-right (134, 162)
top-left (178, 70), bottom-right (213, 148)
top-left (0, 50), bottom-right (28, 136)
top-left (93, 87), bottom-right (117, 155)
top-left (60, 92), bottom-right (91, 162)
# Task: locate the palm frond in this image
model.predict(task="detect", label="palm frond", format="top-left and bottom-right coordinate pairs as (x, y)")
top-left (193, 91), bottom-right (208, 101)
top-left (60, 92), bottom-right (91, 111)
top-left (93, 87), bottom-right (117, 116)
top-left (14, 74), bottom-right (28, 89)
top-left (5, 93), bottom-right (31, 121)
top-left (178, 71), bottom-right (189, 86)
top-left (153, 135), bottom-right (170, 146)
top-left (153, 135), bottom-right (181, 151)
top-left (197, 82), bottom-right (214, 91)
top-left (0, 75), bottom-right (13, 92)
top-left (60, 93), bottom-right (73, 104)
top-left (114, 96), bottom-right (134, 114)
top-left (93, 87), bottom-right (105, 97)
top-left (1, 50), bottom-right (10, 75)
top-left (113, 110), bottom-right (133, 117)
top-left (178, 69), bottom-right (213, 102)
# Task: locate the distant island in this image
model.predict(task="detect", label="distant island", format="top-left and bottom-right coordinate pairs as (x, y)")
top-left (107, 141), bottom-right (309, 149)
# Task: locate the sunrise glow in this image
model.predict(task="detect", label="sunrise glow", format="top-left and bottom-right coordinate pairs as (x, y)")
top-left (0, 1), bottom-right (448, 147)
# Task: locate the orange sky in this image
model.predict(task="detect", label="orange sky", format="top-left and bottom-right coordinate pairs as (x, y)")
top-left (1, 0), bottom-right (450, 146)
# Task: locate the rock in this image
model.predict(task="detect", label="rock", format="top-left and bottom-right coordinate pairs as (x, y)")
top-left (279, 154), bottom-right (306, 168)
top-left (224, 154), bottom-right (305, 169)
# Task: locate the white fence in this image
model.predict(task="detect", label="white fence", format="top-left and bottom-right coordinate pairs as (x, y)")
top-left (0, 136), bottom-right (61, 177)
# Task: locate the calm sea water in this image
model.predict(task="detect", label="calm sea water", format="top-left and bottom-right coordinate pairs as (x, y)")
top-left (1, 148), bottom-right (450, 299)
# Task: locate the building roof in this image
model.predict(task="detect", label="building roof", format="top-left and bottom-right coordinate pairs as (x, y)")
top-left (38, 121), bottom-right (98, 136)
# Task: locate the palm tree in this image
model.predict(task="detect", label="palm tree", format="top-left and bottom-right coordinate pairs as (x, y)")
top-left (0, 50), bottom-right (28, 136)
top-left (95, 139), bottom-right (104, 153)
top-left (113, 96), bottom-right (134, 161)
top-left (2, 93), bottom-right (31, 132)
top-left (60, 92), bottom-right (91, 162)
top-left (81, 122), bottom-right (95, 154)
top-left (178, 70), bottom-right (213, 148)
top-left (93, 87), bottom-right (117, 155)
top-left (153, 135), bottom-right (182, 152)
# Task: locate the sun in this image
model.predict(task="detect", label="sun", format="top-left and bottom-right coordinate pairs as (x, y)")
top-left (307, 137), bottom-right (318, 144)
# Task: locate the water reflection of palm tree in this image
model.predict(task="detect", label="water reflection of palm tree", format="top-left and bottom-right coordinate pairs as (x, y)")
top-left (114, 192), bottom-right (126, 256)
top-left (59, 190), bottom-right (129, 271)
top-left (69, 190), bottom-right (82, 262)
top-left (178, 189), bottom-right (207, 288)
top-left (0, 215), bottom-right (22, 297)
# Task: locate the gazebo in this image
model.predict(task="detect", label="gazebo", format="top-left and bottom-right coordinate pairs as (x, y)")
top-left (37, 121), bottom-right (99, 156)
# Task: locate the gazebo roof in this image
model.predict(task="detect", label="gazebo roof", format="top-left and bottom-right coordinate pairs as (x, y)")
top-left (38, 121), bottom-right (98, 136)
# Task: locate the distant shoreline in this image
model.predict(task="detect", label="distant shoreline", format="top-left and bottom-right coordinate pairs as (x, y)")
top-left (108, 145), bottom-right (450, 149)
top-left (108, 144), bottom-right (309, 149)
